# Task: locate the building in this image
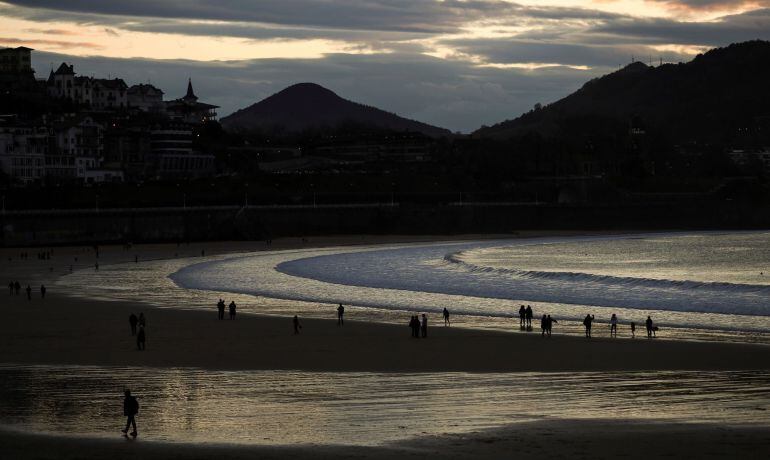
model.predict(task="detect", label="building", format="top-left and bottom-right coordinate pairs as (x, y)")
top-left (48, 115), bottom-right (103, 180)
top-left (150, 123), bottom-right (214, 178)
top-left (48, 63), bottom-right (76, 99)
top-left (128, 84), bottom-right (164, 112)
top-left (0, 117), bottom-right (48, 184)
top-left (165, 79), bottom-right (218, 124)
top-left (92, 78), bottom-right (128, 109)
top-left (0, 46), bottom-right (32, 73)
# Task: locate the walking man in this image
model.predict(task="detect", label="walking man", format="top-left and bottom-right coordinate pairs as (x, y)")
top-left (217, 299), bottom-right (225, 320)
top-left (25, 285), bottom-right (31, 301)
top-left (129, 313), bottom-right (138, 336)
top-left (337, 303), bottom-right (344, 326)
top-left (229, 301), bottom-right (237, 320)
top-left (122, 389), bottom-right (139, 438)
top-left (40, 284), bottom-right (46, 299)
top-left (421, 314), bottom-right (428, 338)
top-left (583, 314), bottom-right (595, 338)
top-left (443, 307), bottom-right (450, 326)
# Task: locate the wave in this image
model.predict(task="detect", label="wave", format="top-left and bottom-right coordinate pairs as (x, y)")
top-left (443, 251), bottom-right (770, 295)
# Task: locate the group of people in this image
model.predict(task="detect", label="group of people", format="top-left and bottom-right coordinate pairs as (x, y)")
top-left (518, 305), bottom-right (534, 330)
top-left (540, 314), bottom-right (558, 337)
top-left (128, 313), bottom-right (147, 350)
top-left (216, 299), bottom-right (237, 320)
top-left (7, 281), bottom-right (46, 300)
top-left (409, 314), bottom-right (428, 338)
top-left (583, 313), bottom-right (658, 338)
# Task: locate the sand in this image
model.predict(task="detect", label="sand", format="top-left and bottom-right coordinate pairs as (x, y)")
top-left (1, 235), bottom-right (770, 458)
top-left (2, 419), bottom-right (768, 459)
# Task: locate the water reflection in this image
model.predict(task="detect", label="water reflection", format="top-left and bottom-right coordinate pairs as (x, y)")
top-left (1, 365), bottom-right (768, 445)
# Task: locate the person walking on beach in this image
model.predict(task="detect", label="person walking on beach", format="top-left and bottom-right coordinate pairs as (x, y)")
top-left (443, 307), bottom-right (450, 326)
top-left (409, 315), bottom-right (418, 338)
top-left (525, 305), bottom-right (533, 330)
top-left (337, 303), bottom-right (345, 326)
top-left (541, 314), bottom-right (548, 337)
top-left (610, 314), bottom-right (618, 338)
top-left (129, 313), bottom-right (138, 336)
top-left (646, 316), bottom-right (654, 338)
top-left (25, 284), bottom-right (31, 301)
top-left (217, 299), bottom-right (225, 320)
top-left (229, 301), bottom-right (237, 320)
top-left (137, 325), bottom-right (146, 350)
top-left (583, 314), bottom-right (595, 338)
top-left (518, 305), bottom-right (526, 329)
top-left (293, 315), bottom-right (302, 334)
top-left (631, 322), bottom-right (636, 338)
top-left (421, 314), bottom-right (428, 338)
top-left (40, 284), bottom-right (46, 299)
top-left (546, 315), bottom-right (557, 337)
top-left (122, 389), bottom-right (139, 438)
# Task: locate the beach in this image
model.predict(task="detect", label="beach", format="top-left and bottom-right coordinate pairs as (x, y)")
top-left (1, 235), bottom-right (770, 458)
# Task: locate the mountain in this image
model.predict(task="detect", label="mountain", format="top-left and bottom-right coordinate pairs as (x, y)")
top-left (474, 40), bottom-right (770, 141)
top-left (221, 83), bottom-right (451, 137)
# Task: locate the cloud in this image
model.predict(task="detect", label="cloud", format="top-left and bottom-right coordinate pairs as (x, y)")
top-left (3, 0), bottom-right (523, 33)
top-left (591, 8), bottom-right (770, 46)
top-left (0, 36), bottom-right (102, 49)
top-left (644, 0), bottom-right (770, 12)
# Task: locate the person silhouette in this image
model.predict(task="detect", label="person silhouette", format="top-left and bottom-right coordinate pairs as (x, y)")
top-left (443, 307), bottom-right (450, 326)
top-left (217, 299), bottom-right (225, 320)
top-left (25, 285), bottom-right (31, 301)
top-left (137, 325), bottom-right (146, 350)
top-left (229, 301), bottom-right (237, 320)
top-left (540, 314), bottom-right (548, 337)
top-left (525, 305), bottom-right (533, 330)
top-left (630, 322), bottom-right (636, 338)
top-left (518, 305), bottom-right (526, 329)
top-left (337, 303), bottom-right (345, 326)
top-left (14, 281), bottom-right (20, 295)
top-left (122, 389), bottom-right (139, 438)
top-left (583, 314), bottom-right (595, 338)
top-left (610, 314), bottom-right (618, 338)
top-left (129, 313), bottom-right (138, 336)
top-left (546, 315), bottom-right (557, 337)
top-left (293, 315), bottom-right (302, 334)
top-left (40, 284), bottom-right (46, 299)
top-left (646, 316), bottom-right (654, 338)
top-left (8, 281), bottom-right (12, 295)
top-left (409, 315), bottom-right (418, 338)
top-left (421, 314), bottom-right (428, 338)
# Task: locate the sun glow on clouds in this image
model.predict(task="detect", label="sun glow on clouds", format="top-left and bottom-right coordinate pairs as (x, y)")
top-left (0, 16), bottom-right (354, 60)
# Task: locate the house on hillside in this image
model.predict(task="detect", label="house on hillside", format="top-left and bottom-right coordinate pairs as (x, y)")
top-left (128, 84), bottom-right (164, 112)
top-left (0, 116), bottom-right (47, 184)
top-left (165, 79), bottom-right (218, 124)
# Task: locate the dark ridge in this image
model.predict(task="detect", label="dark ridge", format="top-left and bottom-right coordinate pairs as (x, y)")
top-left (221, 82), bottom-right (451, 138)
top-left (473, 40), bottom-right (770, 141)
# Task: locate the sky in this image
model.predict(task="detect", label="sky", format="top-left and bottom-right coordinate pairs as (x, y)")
top-left (1, 0), bottom-right (769, 132)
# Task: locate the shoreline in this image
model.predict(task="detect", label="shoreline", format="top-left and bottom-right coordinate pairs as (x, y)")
top-left (2, 233), bottom-right (770, 373)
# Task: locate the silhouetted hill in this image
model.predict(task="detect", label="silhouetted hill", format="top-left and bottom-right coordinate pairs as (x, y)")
top-left (221, 83), bottom-right (451, 137)
top-left (474, 40), bottom-right (770, 141)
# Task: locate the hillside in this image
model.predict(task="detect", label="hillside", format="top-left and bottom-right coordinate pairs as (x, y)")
top-left (221, 83), bottom-right (451, 137)
top-left (474, 40), bottom-right (770, 141)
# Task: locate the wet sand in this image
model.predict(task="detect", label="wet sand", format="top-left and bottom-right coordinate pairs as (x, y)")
top-left (1, 236), bottom-right (770, 458)
top-left (2, 419), bottom-right (768, 459)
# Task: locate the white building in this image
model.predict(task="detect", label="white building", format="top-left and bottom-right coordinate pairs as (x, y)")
top-left (0, 120), bottom-right (48, 183)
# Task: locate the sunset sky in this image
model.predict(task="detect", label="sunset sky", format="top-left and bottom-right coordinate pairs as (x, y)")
top-left (2, 0), bottom-right (769, 132)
